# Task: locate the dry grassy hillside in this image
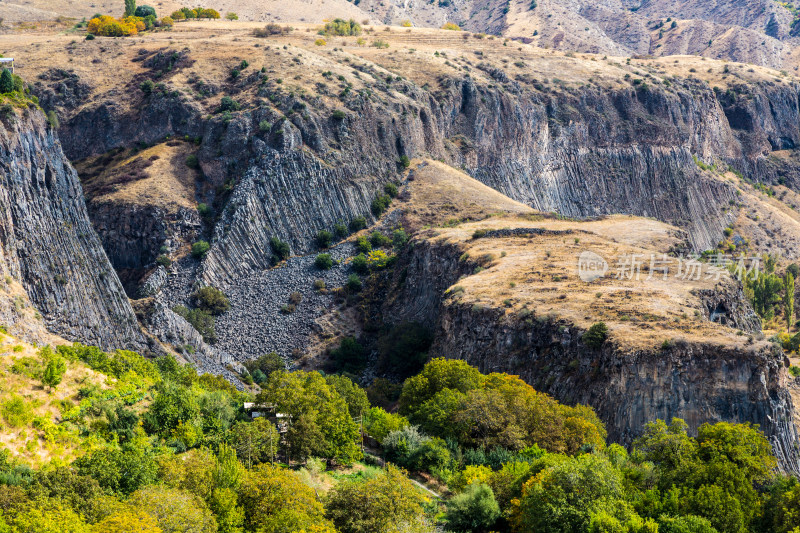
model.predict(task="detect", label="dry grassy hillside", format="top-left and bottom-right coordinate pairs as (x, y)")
top-left (0, 20), bottom-right (795, 113)
top-left (0, 0), bottom-right (375, 24)
top-left (2, 0), bottom-right (800, 69)
top-left (391, 161), bottom-right (763, 352)
top-left (75, 140), bottom-right (199, 211)
top-left (0, 331), bottom-right (101, 467)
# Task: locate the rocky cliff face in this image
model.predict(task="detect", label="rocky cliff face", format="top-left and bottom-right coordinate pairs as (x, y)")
top-left (33, 49), bottom-right (800, 382)
top-left (387, 232), bottom-right (800, 475)
top-left (90, 202), bottom-right (201, 295)
top-left (0, 107), bottom-right (145, 350)
top-left (434, 301), bottom-right (800, 475)
top-left (48, 66), bottom-right (800, 275)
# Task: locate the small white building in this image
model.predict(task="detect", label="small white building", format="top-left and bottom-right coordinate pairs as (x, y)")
top-left (0, 58), bottom-right (14, 73)
top-left (243, 402), bottom-right (291, 432)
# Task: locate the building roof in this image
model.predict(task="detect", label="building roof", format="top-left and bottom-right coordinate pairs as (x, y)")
top-left (0, 58), bottom-right (13, 62)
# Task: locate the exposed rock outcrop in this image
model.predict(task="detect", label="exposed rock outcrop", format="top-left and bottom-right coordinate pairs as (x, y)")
top-left (0, 107), bottom-right (145, 350)
top-left (433, 302), bottom-right (800, 476)
top-left (47, 66), bottom-right (800, 276)
top-left (383, 222), bottom-right (800, 473)
top-left (90, 202), bottom-right (202, 295)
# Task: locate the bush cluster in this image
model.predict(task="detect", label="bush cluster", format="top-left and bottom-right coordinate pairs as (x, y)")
top-left (170, 6), bottom-right (219, 19)
top-left (87, 15), bottom-right (142, 36)
top-left (252, 23), bottom-right (291, 37)
top-left (191, 286), bottom-right (230, 315)
top-left (269, 236), bottom-right (290, 264)
top-left (318, 18), bottom-right (362, 37)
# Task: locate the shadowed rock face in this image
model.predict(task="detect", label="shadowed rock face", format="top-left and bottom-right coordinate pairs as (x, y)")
top-left (89, 202), bottom-right (202, 296)
top-left (0, 108), bottom-right (145, 351)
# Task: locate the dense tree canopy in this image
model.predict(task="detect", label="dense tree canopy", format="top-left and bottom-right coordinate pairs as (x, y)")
top-left (325, 464), bottom-right (431, 533)
top-left (256, 371), bottom-right (361, 464)
top-left (400, 358), bottom-right (606, 454)
top-left (0, 340), bottom-right (792, 533)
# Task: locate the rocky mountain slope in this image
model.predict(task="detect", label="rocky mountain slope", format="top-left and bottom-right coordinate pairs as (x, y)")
top-left (0, 105), bottom-right (146, 351)
top-left (6, 23), bottom-right (800, 360)
top-left (2, 21), bottom-right (800, 470)
top-left (17, 25), bottom-right (800, 261)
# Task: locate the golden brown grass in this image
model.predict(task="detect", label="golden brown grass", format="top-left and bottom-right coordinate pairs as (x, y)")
top-left (399, 159), bottom-right (534, 231)
top-left (0, 20), bottom-right (795, 124)
top-left (76, 140), bottom-right (199, 211)
top-left (431, 214), bottom-right (759, 351)
top-left (396, 161), bottom-right (764, 353)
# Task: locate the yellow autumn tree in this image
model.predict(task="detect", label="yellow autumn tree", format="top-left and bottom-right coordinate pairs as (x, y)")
top-left (92, 509), bottom-right (162, 533)
top-left (87, 15), bottom-right (139, 36)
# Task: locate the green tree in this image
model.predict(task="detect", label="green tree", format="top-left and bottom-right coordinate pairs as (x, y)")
top-left (8, 502), bottom-right (89, 533)
top-left (124, 0), bottom-right (136, 17)
top-left (257, 371), bottom-right (361, 464)
top-left (633, 419), bottom-right (777, 532)
top-left (381, 425), bottom-right (430, 469)
top-left (269, 237), bottom-right (290, 263)
top-left (411, 387), bottom-right (465, 439)
top-left (0, 69), bottom-right (14, 94)
top-left (74, 442), bottom-right (158, 495)
top-left (325, 374), bottom-right (370, 418)
top-left (157, 448), bottom-right (216, 501)
top-left (317, 230), bottom-right (333, 248)
top-left (239, 464), bottom-right (334, 533)
top-left (230, 418), bottom-right (280, 468)
top-left (400, 359), bottom-right (606, 455)
top-left (106, 404), bottom-right (139, 444)
top-left (509, 453), bottom-right (637, 533)
top-left (41, 354), bottom-right (66, 391)
top-left (445, 482), bottom-right (501, 532)
top-left (319, 18), bottom-right (362, 37)
top-left (192, 287), bottom-right (230, 315)
top-left (92, 509), bottom-right (161, 533)
top-left (685, 484), bottom-right (744, 533)
top-left (192, 241), bottom-right (210, 258)
top-left (330, 337), bottom-right (367, 373)
top-left (487, 460), bottom-right (534, 509)
top-left (210, 487), bottom-right (244, 533)
top-left (761, 477), bottom-right (800, 533)
top-left (129, 485), bottom-right (217, 533)
top-left (243, 352), bottom-right (285, 379)
top-left (325, 464), bottom-right (430, 533)
top-left (26, 467), bottom-right (105, 523)
top-left (398, 357), bottom-right (484, 417)
top-left (363, 407), bottom-right (409, 442)
top-left (583, 321), bottom-right (609, 349)
top-left (657, 515), bottom-right (718, 533)
top-left (134, 4), bottom-right (156, 17)
top-left (198, 390), bottom-right (236, 436)
top-left (143, 381), bottom-right (201, 440)
top-left (315, 253), bottom-right (333, 269)
top-left (214, 442), bottom-right (243, 490)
